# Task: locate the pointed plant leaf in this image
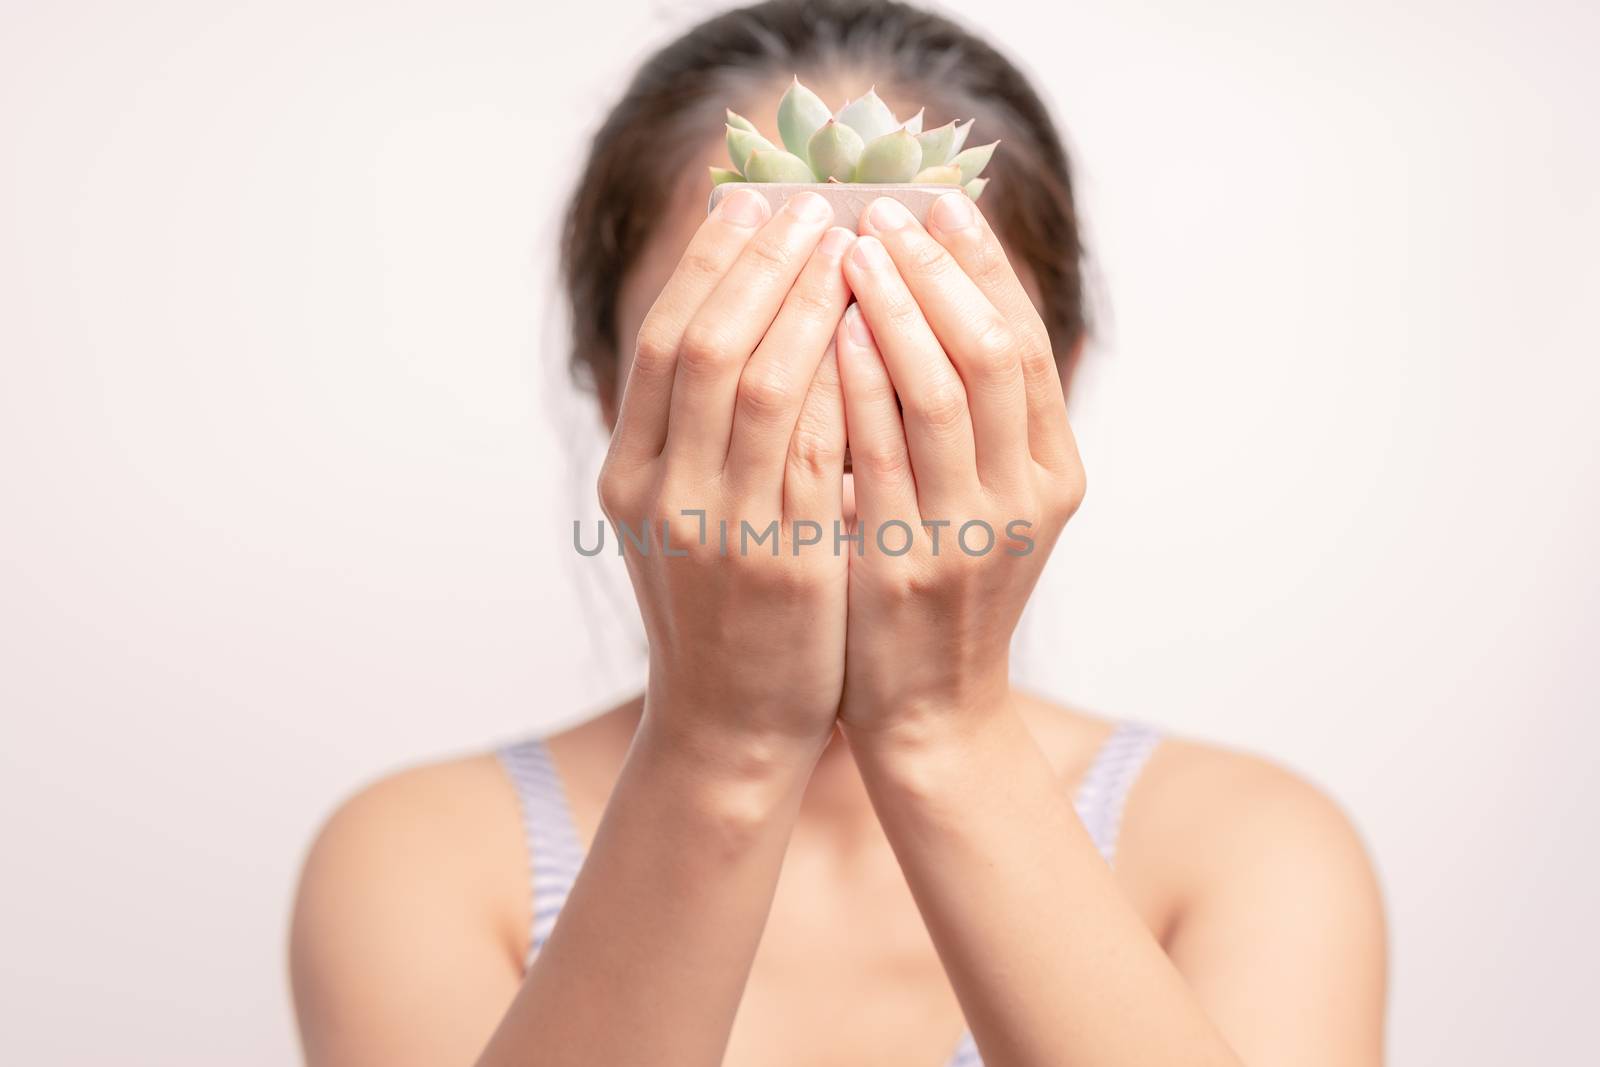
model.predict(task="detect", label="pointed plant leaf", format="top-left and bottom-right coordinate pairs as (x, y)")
top-left (744, 149), bottom-right (817, 183)
top-left (708, 166), bottom-right (742, 186)
top-left (726, 109), bottom-right (759, 134)
top-left (915, 121), bottom-right (959, 168)
top-left (836, 87), bottom-right (899, 144)
top-left (949, 119), bottom-right (975, 158)
top-left (901, 108), bottom-right (924, 135)
top-left (727, 124), bottom-right (775, 174)
top-left (952, 141), bottom-right (998, 184)
top-left (808, 120), bottom-right (865, 181)
top-left (964, 177), bottom-right (988, 201)
top-left (853, 129), bottom-right (923, 183)
top-left (777, 78), bottom-right (832, 164)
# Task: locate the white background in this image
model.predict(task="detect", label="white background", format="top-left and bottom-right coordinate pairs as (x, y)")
top-left (2, 0), bottom-right (1596, 1063)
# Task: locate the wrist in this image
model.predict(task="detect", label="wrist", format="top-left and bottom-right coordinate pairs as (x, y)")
top-left (630, 698), bottom-right (825, 834)
top-left (839, 687), bottom-right (1020, 790)
top-left (838, 663), bottom-right (1012, 749)
top-left (644, 662), bottom-right (841, 756)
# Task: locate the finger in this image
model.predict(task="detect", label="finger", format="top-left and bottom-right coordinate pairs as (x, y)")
top-left (726, 225), bottom-right (855, 504)
top-left (842, 234), bottom-right (977, 510)
top-left (925, 191), bottom-right (1075, 471)
top-left (859, 196), bottom-right (1028, 489)
top-left (611, 187), bottom-right (772, 463)
top-left (835, 304), bottom-right (920, 529)
top-left (782, 341), bottom-right (846, 527)
top-left (664, 191), bottom-right (836, 475)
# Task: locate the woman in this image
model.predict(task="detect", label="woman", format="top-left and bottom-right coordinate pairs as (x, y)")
top-left (289, 2), bottom-right (1387, 1064)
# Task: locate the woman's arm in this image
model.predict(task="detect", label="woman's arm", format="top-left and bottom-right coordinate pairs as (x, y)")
top-left (293, 186), bottom-right (860, 1066)
top-left (847, 707), bottom-right (1386, 1066)
top-left (832, 191), bottom-right (1386, 1065)
top-left (480, 187), bottom-right (857, 1067)
top-left (479, 719), bottom-right (818, 1067)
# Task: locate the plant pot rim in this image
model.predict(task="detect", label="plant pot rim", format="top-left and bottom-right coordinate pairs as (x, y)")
top-left (706, 182), bottom-right (965, 228)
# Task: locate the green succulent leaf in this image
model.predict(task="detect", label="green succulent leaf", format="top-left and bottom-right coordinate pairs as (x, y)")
top-left (901, 108), bottom-right (924, 136)
top-left (778, 78), bottom-right (832, 164)
top-left (744, 149), bottom-right (817, 183)
top-left (708, 166), bottom-right (743, 186)
top-left (836, 87), bottom-right (899, 144)
top-left (964, 177), bottom-right (988, 201)
top-left (854, 129), bottom-right (923, 183)
top-left (912, 164), bottom-right (962, 185)
top-left (726, 109), bottom-right (759, 134)
top-left (949, 119), bottom-right (975, 158)
top-left (914, 121), bottom-right (959, 168)
top-left (952, 140), bottom-right (998, 184)
top-left (727, 124), bottom-right (776, 174)
top-left (807, 119), bottom-right (865, 181)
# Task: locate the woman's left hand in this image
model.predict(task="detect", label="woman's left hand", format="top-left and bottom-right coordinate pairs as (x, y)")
top-left (834, 191), bottom-right (1087, 748)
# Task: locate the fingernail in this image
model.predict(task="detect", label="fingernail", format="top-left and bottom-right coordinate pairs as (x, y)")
top-left (843, 303), bottom-right (873, 347)
top-left (718, 187), bottom-right (769, 227)
top-left (850, 235), bottom-right (891, 271)
top-left (867, 196), bottom-right (913, 231)
top-left (819, 226), bottom-right (855, 257)
top-left (788, 191), bottom-right (833, 223)
top-left (929, 191), bottom-right (976, 233)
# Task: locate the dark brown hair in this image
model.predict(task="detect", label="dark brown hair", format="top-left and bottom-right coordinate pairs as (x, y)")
top-left (559, 0), bottom-right (1087, 402)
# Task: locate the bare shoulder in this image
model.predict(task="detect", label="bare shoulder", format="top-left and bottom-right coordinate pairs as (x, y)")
top-left (290, 703), bottom-right (642, 1007)
top-left (289, 751), bottom-right (531, 1054)
top-left (1120, 733), bottom-right (1386, 966)
top-left (1102, 730), bottom-right (1390, 1060)
top-left (1015, 694), bottom-right (1384, 950)
top-left (1127, 735), bottom-right (1382, 890)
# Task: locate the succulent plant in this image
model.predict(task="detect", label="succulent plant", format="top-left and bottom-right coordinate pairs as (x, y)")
top-left (713, 77), bottom-right (994, 200)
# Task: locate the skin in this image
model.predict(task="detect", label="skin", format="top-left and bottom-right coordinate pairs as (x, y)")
top-left (290, 87), bottom-right (1388, 1067)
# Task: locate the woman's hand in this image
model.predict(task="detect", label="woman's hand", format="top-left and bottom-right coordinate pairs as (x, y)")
top-left (834, 191), bottom-right (1087, 748)
top-left (599, 187), bottom-right (856, 774)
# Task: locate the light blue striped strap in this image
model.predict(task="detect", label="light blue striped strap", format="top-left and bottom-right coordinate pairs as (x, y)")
top-left (1071, 721), bottom-right (1161, 867)
top-left (946, 1030), bottom-right (982, 1067)
top-left (497, 738), bottom-right (583, 964)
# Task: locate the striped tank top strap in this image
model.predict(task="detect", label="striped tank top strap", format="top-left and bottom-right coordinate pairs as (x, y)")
top-left (1071, 721), bottom-right (1162, 866)
top-left (946, 1030), bottom-right (982, 1067)
top-left (497, 737), bottom-right (584, 966)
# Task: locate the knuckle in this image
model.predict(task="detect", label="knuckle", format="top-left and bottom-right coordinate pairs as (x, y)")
top-left (903, 235), bottom-right (952, 278)
top-left (857, 442), bottom-right (910, 479)
top-left (680, 244), bottom-right (725, 284)
top-left (783, 277), bottom-right (839, 320)
top-left (596, 468), bottom-right (626, 518)
top-left (854, 369), bottom-right (898, 408)
top-left (737, 368), bottom-right (794, 423)
top-left (633, 323), bottom-right (675, 375)
top-left (903, 558), bottom-right (955, 600)
top-left (679, 320), bottom-right (735, 373)
top-left (968, 319), bottom-right (1020, 375)
top-left (1021, 322), bottom-right (1054, 366)
top-left (910, 378), bottom-right (970, 432)
top-left (884, 294), bottom-right (924, 332)
top-left (744, 232), bottom-right (797, 280)
top-left (1059, 460), bottom-right (1088, 514)
top-left (652, 504), bottom-right (701, 554)
top-left (1040, 461), bottom-right (1086, 518)
top-left (597, 459), bottom-right (654, 525)
top-left (970, 239), bottom-right (1009, 288)
top-left (788, 425), bottom-right (842, 479)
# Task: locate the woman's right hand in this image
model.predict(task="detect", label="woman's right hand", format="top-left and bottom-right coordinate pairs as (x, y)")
top-left (598, 187), bottom-right (856, 775)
